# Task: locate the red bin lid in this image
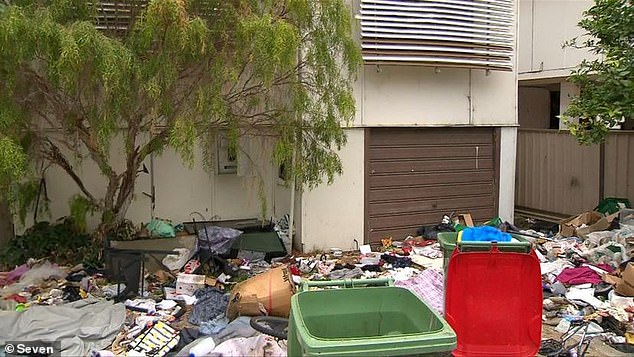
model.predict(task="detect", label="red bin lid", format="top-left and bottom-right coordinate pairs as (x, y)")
top-left (444, 245), bottom-right (542, 356)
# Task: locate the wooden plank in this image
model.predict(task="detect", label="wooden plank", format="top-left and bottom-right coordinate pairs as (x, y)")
top-left (369, 170), bottom-right (494, 188)
top-left (369, 127), bottom-right (493, 146)
top-left (369, 158), bottom-right (494, 175)
top-left (368, 194), bottom-right (495, 216)
top-left (368, 194), bottom-right (494, 214)
top-left (369, 145), bottom-right (493, 160)
top-left (369, 182), bottom-right (494, 201)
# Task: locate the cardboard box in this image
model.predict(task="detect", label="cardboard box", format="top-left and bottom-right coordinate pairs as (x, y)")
top-left (456, 213), bottom-right (474, 227)
top-left (226, 265), bottom-right (295, 320)
top-left (559, 211), bottom-right (609, 239)
top-left (176, 273), bottom-right (206, 296)
top-left (615, 263), bottom-right (634, 297)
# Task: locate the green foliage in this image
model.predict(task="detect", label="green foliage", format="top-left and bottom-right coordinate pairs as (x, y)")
top-left (0, 136), bottom-right (27, 190)
top-left (69, 194), bottom-right (98, 232)
top-left (563, 0), bottom-right (634, 145)
top-left (15, 179), bottom-right (44, 224)
top-left (0, 0), bottom-right (361, 234)
top-left (0, 218), bottom-right (95, 269)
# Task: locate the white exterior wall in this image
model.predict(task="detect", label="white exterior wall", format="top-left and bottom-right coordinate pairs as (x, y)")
top-left (19, 136), bottom-right (289, 233)
top-left (499, 127), bottom-right (518, 223)
top-left (517, 0), bottom-right (592, 129)
top-left (354, 66), bottom-right (517, 127)
top-left (559, 80), bottom-right (581, 129)
top-left (518, 0), bottom-right (594, 81)
top-left (299, 129), bottom-right (365, 252)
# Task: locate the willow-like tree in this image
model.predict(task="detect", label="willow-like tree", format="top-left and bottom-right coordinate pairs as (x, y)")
top-left (564, 0), bottom-right (633, 144)
top-left (0, 0), bottom-right (360, 240)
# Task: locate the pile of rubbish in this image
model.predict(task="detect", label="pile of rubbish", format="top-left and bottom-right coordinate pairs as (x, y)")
top-left (0, 214), bottom-right (455, 356)
top-left (533, 207), bottom-right (634, 355)
top-left (1, 206), bottom-right (633, 356)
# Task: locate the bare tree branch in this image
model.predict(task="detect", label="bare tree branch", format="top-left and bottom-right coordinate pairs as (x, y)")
top-left (40, 138), bottom-right (99, 206)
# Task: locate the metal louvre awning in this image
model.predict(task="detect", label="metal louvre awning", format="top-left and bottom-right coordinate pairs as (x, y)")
top-left (91, 1), bottom-right (147, 33)
top-left (357, 0), bottom-right (515, 71)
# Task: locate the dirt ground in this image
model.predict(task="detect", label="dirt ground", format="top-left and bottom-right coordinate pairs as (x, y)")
top-left (540, 323), bottom-right (628, 356)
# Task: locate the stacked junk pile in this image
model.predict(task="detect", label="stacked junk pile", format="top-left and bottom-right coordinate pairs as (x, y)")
top-left (0, 202), bottom-right (633, 356)
top-left (535, 200), bottom-right (634, 356)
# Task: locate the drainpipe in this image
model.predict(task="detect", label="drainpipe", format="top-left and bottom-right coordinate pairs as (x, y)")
top-left (599, 142), bottom-right (605, 200)
top-left (468, 69), bottom-right (473, 125)
top-left (287, 145), bottom-right (297, 255)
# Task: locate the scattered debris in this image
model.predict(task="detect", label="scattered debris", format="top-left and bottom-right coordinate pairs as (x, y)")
top-left (1, 208), bottom-right (632, 356)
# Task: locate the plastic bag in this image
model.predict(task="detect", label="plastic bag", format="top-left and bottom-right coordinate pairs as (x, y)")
top-left (162, 248), bottom-right (191, 271)
top-left (146, 218), bottom-right (176, 238)
top-left (197, 226), bottom-right (242, 255)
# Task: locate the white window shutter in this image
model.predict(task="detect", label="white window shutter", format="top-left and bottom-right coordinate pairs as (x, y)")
top-left (357, 0), bottom-right (515, 71)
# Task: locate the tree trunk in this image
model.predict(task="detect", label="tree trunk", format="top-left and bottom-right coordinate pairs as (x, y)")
top-left (0, 200), bottom-right (14, 249)
top-left (95, 168), bottom-right (138, 247)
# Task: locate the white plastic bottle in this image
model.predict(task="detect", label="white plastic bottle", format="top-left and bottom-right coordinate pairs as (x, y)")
top-left (188, 337), bottom-right (216, 357)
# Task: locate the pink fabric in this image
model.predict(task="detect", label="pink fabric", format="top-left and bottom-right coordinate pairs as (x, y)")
top-left (594, 263), bottom-right (613, 273)
top-left (395, 269), bottom-right (444, 314)
top-left (0, 264), bottom-right (29, 287)
top-left (556, 266), bottom-right (602, 285)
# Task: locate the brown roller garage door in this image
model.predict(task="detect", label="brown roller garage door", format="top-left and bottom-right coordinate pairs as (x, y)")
top-left (365, 127), bottom-right (499, 244)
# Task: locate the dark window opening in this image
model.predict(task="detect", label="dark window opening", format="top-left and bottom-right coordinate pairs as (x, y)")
top-left (549, 91), bottom-right (560, 129)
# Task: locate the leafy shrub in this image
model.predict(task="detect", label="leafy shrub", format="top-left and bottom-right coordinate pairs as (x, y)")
top-left (0, 218), bottom-right (99, 269)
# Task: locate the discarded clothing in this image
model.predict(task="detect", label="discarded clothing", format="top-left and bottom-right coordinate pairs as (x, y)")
top-left (0, 264), bottom-right (29, 286)
top-left (565, 286), bottom-right (609, 309)
top-left (1, 261), bottom-right (67, 298)
top-left (208, 334), bottom-right (286, 357)
top-left (411, 244), bottom-right (443, 259)
top-left (4, 294), bottom-right (27, 303)
top-left (67, 271), bottom-right (87, 282)
top-left (0, 298), bottom-right (125, 356)
top-left (333, 263), bottom-right (357, 270)
top-left (125, 298), bottom-right (157, 314)
top-left (327, 267), bottom-right (364, 280)
top-left (173, 328), bottom-right (201, 357)
top-left (200, 316), bottom-right (230, 335)
top-left (316, 261), bottom-right (335, 275)
top-left (540, 259), bottom-right (574, 276)
top-left (381, 254), bottom-right (412, 268)
top-left (360, 264), bottom-right (382, 272)
top-left (410, 254), bottom-right (444, 270)
top-left (188, 287), bottom-right (229, 325)
top-left (213, 316), bottom-right (259, 345)
top-left (395, 269), bottom-right (445, 314)
top-left (556, 266), bottom-right (602, 285)
top-left (416, 223), bottom-right (454, 240)
top-left (387, 267), bottom-right (420, 281)
top-left (459, 226), bottom-right (511, 242)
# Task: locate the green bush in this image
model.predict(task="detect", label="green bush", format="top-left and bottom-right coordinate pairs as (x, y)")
top-left (0, 218), bottom-right (99, 269)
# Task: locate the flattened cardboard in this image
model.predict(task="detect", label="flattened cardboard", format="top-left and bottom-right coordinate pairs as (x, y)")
top-left (457, 213), bottom-right (474, 227)
top-left (226, 265), bottom-right (295, 320)
top-left (615, 263), bottom-right (634, 297)
top-left (559, 211), bottom-right (608, 238)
